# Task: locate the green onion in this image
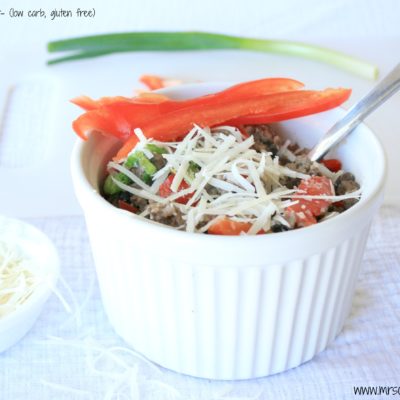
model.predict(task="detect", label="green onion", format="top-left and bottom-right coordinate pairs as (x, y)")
top-left (47, 31), bottom-right (378, 80)
top-left (103, 173), bottom-right (131, 195)
top-left (47, 50), bottom-right (115, 65)
top-left (125, 151), bottom-right (157, 176)
top-left (141, 172), bottom-right (153, 185)
top-left (104, 151), bottom-right (157, 194)
top-left (187, 161), bottom-right (201, 181)
top-left (146, 143), bottom-right (168, 155)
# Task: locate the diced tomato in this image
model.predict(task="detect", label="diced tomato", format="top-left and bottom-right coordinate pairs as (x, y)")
top-left (321, 159), bottom-right (342, 172)
top-left (208, 218), bottom-right (253, 235)
top-left (286, 176), bottom-right (334, 227)
top-left (298, 176), bottom-right (334, 216)
top-left (288, 208), bottom-right (317, 227)
top-left (118, 200), bottom-right (138, 214)
top-left (159, 175), bottom-right (193, 204)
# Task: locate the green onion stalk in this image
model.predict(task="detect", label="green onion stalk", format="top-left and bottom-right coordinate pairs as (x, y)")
top-left (47, 31), bottom-right (378, 80)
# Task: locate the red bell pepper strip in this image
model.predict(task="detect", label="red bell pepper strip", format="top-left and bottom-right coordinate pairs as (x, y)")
top-left (321, 159), bottom-right (342, 172)
top-left (115, 88), bottom-right (351, 159)
top-left (72, 78), bottom-right (304, 140)
top-left (134, 92), bottom-right (171, 103)
top-left (73, 102), bottom-right (171, 140)
top-left (212, 77), bottom-right (303, 102)
top-left (71, 93), bottom-right (169, 111)
top-left (223, 88), bottom-right (351, 125)
top-left (151, 77), bottom-right (304, 111)
top-left (111, 135), bottom-right (139, 161)
top-left (286, 176), bottom-right (334, 227)
top-left (71, 95), bottom-right (132, 111)
top-left (81, 78), bottom-right (304, 111)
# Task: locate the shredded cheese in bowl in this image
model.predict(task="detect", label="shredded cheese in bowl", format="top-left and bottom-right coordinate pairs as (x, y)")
top-left (0, 241), bottom-right (44, 318)
top-left (0, 215), bottom-right (60, 352)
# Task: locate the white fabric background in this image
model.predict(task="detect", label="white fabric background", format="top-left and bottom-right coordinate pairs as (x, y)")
top-left (0, 1), bottom-right (400, 398)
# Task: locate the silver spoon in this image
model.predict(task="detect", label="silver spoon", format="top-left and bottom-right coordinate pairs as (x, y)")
top-left (309, 63), bottom-right (400, 162)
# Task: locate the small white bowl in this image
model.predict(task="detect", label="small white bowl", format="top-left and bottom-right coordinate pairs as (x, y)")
top-left (0, 215), bottom-right (60, 353)
top-left (71, 83), bottom-right (386, 380)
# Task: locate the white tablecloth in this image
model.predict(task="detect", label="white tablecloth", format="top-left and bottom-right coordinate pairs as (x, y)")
top-left (0, 205), bottom-right (399, 399)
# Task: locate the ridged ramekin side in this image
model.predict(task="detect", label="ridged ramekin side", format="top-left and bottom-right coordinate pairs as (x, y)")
top-left (84, 211), bottom-right (372, 380)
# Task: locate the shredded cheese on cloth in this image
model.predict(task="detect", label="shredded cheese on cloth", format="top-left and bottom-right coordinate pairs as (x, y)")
top-left (110, 125), bottom-right (361, 234)
top-left (40, 334), bottom-right (266, 400)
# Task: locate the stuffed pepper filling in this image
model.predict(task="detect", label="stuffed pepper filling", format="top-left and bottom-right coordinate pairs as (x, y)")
top-left (103, 124), bottom-right (360, 235)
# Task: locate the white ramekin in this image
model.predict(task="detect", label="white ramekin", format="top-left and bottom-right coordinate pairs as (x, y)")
top-left (71, 83), bottom-right (386, 380)
top-left (0, 215), bottom-right (60, 353)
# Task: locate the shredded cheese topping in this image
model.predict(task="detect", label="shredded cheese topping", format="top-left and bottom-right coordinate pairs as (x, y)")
top-left (109, 125), bottom-right (361, 234)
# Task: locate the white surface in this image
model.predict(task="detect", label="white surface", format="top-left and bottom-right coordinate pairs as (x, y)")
top-left (0, 1), bottom-right (399, 218)
top-left (0, 206), bottom-right (398, 398)
top-left (72, 83), bottom-right (385, 379)
top-left (0, 216), bottom-right (59, 353)
top-left (0, 0), bottom-right (399, 396)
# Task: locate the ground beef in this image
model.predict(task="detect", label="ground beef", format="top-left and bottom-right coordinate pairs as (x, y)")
top-left (131, 165), bottom-right (145, 180)
top-left (197, 214), bottom-right (214, 230)
top-left (245, 124), bottom-right (280, 155)
top-left (151, 153), bottom-right (167, 170)
top-left (279, 176), bottom-right (301, 189)
top-left (147, 201), bottom-right (185, 227)
top-left (117, 191), bottom-right (131, 203)
top-left (288, 143), bottom-right (308, 157)
top-left (130, 195), bottom-right (148, 212)
top-left (271, 223), bottom-right (290, 233)
top-left (335, 172), bottom-right (360, 195)
top-left (279, 157), bottom-right (324, 189)
top-left (279, 155), bottom-right (312, 188)
top-left (328, 172), bottom-right (360, 212)
top-left (109, 191), bottom-right (149, 213)
top-left (285, 156), bottom-right (313, 175)
top-left (205, 184), bottom-right (222, 197)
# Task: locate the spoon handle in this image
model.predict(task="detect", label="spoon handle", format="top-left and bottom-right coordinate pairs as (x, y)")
top-left (309, 63), bottom-right (400, 162)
